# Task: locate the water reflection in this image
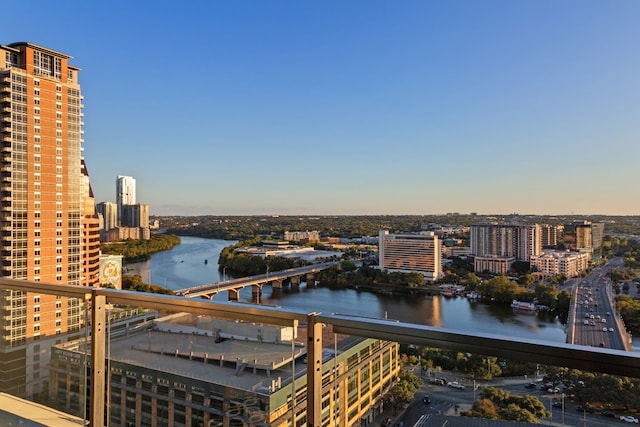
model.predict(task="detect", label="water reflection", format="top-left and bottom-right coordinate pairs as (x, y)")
top-left (127, 237), bottom-right (566, 343)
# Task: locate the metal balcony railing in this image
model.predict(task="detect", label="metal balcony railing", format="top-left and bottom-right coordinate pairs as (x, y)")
top-left (1, 276), bottom-right (640, 427)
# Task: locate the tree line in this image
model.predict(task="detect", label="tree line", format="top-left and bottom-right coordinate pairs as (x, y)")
top-left (100, 234), bottom-right (181, 263)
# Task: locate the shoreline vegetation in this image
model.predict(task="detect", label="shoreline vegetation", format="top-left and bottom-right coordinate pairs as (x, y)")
top-left (100, 228), bottom-right (640, 334)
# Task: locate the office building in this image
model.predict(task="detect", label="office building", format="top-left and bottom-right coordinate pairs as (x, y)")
top-left (122, 202), bottom-right (150, 228)
top-left (540, 224), bottom-right (563, 248)
top-left (97, 201), bottom-right (118, 232)
top-left (116, 175), bottom-right (136, 226)
top-left (50, 313), bottom-right (400, 426)
top-left (0, 41), bottom-right (99, 398)
top-left (563, 220), bottom-right (605, 261)
top-left (470, 223), bottom-right (541, 274)
top-left (378, 230), bottom-right (443, 281)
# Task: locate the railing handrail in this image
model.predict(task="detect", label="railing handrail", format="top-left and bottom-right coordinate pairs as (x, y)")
top-left (3, 276), bottom-right (640, 426)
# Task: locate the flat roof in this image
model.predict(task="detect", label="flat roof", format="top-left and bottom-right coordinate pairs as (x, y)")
top-left (0, 393), bottom-right (84, 426)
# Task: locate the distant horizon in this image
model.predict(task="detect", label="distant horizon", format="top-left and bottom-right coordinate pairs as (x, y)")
top-left (149, 211), bottom-right (639, 217)
top-left (6, 1), bottom-right (640, 216)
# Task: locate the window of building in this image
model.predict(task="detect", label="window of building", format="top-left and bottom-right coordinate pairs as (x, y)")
top-left (34, 88), bottom-right (40, 96)
top-left (33, 315), bottom-right (40, 322)
top-left (34, 268), bottom-right (40, 275)
top-left (34, 296), bottom-right (40, 303)
top-left (34, 117), bottom-right (40, 125)
top-left (33, 325), bottom-right (40, 332)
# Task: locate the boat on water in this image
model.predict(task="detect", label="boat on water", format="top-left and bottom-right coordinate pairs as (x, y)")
top-left (511, 300), bottom-right (536, 311)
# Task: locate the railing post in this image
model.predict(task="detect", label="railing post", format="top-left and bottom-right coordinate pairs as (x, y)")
top-left (307, 313), bottom-right (322, 427)
top-left (91, 291), bottom-right (106, 427)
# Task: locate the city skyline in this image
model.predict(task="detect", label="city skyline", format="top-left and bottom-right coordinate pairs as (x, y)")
top-left (5, 1), bottom-right (640, 216)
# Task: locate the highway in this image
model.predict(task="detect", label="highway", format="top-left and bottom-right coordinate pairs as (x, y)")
top-left (568, 258), bottom-right (631, 350)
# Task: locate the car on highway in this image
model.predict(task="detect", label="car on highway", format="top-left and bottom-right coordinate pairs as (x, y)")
top-left (525, 382), bottom-right (537, 389)
top-left (609, 327), bottom-right (614, 332)
top-left (422, 395), bottom-right (430, 404)
top-left (620, 415), bottom-right (639, 423)
top-left (601, 410), bottom-right (616, 418)
top-left (447, 381), bottom-right (465, 389)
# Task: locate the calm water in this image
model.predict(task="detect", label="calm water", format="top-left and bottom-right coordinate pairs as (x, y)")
top-left (127, 236), bottom-right (571, 344)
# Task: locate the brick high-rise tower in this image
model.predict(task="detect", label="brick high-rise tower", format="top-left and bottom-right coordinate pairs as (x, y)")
top-left (0, 42), bottom-right (100, 398)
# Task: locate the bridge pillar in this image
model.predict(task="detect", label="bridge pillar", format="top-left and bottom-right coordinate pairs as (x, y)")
top-left (291, 275), bottom-right (301, 288)
top-left (252, 284), bottom-right (262, 298)
top-left (228, 289), bottom-right (240, 301)
top-left (271, 279), bottom-right (283, 289)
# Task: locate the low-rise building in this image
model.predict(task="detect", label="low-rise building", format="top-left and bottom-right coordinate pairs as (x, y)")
top-left (50, 313), bottom-right (400, 426)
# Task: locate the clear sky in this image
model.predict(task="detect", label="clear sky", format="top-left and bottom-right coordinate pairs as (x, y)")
top-left (4, 1), bottom-right (640, 216)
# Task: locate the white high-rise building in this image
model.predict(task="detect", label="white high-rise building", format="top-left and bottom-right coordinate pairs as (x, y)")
top-left (378, 230), bottom-right (443, 281)
top-left (116, 175), bottom-right (136, 225)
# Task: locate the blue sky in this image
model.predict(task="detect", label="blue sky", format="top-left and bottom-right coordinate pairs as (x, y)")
top-left (4, 1), bottom-right (640, 215)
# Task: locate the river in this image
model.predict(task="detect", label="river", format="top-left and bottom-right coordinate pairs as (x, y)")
top-left (123, 236), bottom-right (578, 344)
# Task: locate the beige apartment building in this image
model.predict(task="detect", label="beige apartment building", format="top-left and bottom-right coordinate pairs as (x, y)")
top-left (0, 42), bottom-right (100, 398)
top-left (470, 223), bottom-right (541, 274)
top-left (530, 250), bottom-right (590, 278)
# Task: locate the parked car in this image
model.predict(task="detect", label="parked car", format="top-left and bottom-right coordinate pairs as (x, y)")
top-left (525, 382), bottom-right (537, 389)
top-left (576, 405), bottom-right (595, 413)
top-left (551, 400), bottom-right (563, 408)
top-left (601, 410), bottom-right (616, 418)
top-left (447, 381), bottom-right (465, 389)
top-left (620, 415), bottom-right (639, 423)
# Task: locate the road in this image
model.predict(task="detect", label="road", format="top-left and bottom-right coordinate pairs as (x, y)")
top-left (567, 258), bottom-right (630, 350)
top-left (395, 373), bottom-right (630, 427)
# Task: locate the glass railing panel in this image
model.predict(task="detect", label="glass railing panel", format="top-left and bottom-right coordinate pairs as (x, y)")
top-left (0, 289), bottom-right (88, 426)
top-left (102, 299), bottom-right (303, 427)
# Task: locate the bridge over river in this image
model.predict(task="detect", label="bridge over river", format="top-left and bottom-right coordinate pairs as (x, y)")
top-left (174, 262), bottom-right (339, 300)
